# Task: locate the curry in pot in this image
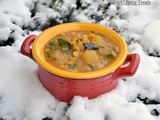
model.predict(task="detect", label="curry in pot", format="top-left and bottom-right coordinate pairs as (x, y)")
top-left (44, 31), bottom-right (119, 72)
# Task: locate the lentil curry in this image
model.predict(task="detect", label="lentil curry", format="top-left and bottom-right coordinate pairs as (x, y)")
top-left (44, 31), bottom-right (119, 72)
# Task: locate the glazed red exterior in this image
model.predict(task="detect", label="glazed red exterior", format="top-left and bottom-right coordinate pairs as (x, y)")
top-left (21, 35), bottom-right (140, 103)
top-left (38, 66), bottom-right (116, 102)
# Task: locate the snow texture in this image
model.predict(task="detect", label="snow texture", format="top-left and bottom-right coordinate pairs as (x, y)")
top-left (0, 0), bottom-right (160, 120)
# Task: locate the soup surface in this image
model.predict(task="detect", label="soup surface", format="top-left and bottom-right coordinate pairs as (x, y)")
top-left (44, 31), bottom-right (119, 72)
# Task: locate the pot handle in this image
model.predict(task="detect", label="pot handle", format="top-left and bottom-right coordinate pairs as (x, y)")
top-left (21, 35), bottom-right (37, 60)
top-left (114, 54), bottom-right (140, 79)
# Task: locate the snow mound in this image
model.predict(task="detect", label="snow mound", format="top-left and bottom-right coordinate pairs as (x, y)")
top-left (142, 21), bottom-right (160, 53)
top-left (0, 0), bottom-right (31, 46)
top-left (0, 27), bottom-right (11, 41)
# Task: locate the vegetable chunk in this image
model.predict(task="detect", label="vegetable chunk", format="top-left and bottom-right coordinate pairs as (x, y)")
top-left (82, 50), bottom-right (98, 65)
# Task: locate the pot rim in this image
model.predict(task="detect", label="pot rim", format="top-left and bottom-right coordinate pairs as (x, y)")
top-left (32, 22), bottom-right (127, 79)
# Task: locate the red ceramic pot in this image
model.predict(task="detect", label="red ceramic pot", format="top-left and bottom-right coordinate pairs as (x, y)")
top-left (21, 22), bottom-right (140, 103)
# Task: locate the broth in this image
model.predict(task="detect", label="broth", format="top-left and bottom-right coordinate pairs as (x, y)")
top-left (44, 31), bottom-right (119, 72)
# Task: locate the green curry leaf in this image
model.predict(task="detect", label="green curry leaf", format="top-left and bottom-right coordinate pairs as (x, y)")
top-left (88, 64), bottom-right (94, 69)
top-left (49, 40), bottom-right (57, 46)
top-left (106, 54), bottom-right (114, 58)
top-left (47, 50), bottom-right (55, 58)
top-left (98, 33), bottom-right (103, 37)
top-left (57, 38), bottom-right (71, 52)
top-left (68, 64), bottom-right (77, 69)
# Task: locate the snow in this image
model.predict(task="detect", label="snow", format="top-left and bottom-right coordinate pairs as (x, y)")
top-left (128, 0), bottom-right (160, 53)
top-left (0, 46), bottom-right (66, 120)
top-left (107, 4), bottom-right (117, 17)
top-left (142, 21), bottom-right (160, 53)
top-left (0, 27), bottom-right (11, 41)
top-left (63, 95), bottom-right (154, 120)
top-left (0, 0), bottom-right (160, 120)
top-left (109, 19), bottom-right (129, 32)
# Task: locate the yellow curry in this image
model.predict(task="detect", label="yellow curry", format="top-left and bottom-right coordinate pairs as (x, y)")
top-left (44, 31), bottom-right (119, 72)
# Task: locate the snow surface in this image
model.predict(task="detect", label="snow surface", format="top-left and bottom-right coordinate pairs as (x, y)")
top-left (0, 27), bottom-right (11, 41)
top-left (0, 0), bottom-right (160, 120)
